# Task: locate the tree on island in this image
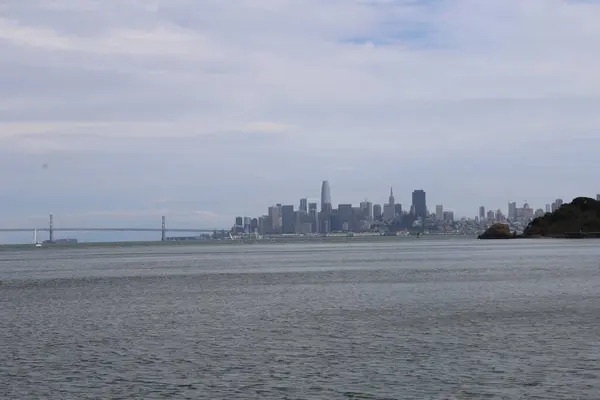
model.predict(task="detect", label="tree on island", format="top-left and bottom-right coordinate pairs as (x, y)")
top-left (478, 223), bottom-right (514, 239)
top-left (523, 197), bottom-right (600, 237)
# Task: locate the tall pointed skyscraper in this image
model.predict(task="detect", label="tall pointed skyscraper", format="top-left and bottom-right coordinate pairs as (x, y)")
top-left (320, 180), bottom-right (332, 213)
top-left (384, 187), bottom-right (396, 220)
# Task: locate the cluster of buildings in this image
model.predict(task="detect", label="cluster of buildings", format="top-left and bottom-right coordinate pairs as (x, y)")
top-left (231, 182), bottom-right (600, 237)
top-left (232, 181), bottom-right (443, 236)
top-left (478, 198), bottom-right (571, 225)
top-left (232, 182), bottom-right (600, 237)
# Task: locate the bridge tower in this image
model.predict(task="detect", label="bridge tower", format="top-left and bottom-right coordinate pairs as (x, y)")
top-left (49, 214), bottom-right (54, 243)
top-left (161, 216), bottom-right (166, 241)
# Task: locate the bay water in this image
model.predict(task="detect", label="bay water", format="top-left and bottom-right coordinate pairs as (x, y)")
top-left (1, 239), bottom-right (600, 399)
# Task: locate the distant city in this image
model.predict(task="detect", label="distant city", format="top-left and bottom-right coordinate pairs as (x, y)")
top-left (229, 181), bottom-right (600, 237)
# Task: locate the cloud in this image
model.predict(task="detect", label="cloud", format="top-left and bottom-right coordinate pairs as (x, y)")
top-left (238, 122), bottom-right (296, 134)
top-left (1, 0), bottom-right (600, 237)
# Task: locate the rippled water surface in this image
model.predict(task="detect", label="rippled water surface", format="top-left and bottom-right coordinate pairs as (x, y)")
top-left (2, 239), bottom-right (600, 399)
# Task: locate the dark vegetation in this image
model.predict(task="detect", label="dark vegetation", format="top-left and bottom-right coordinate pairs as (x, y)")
top-left (478, 197), bottom-right (600, 239)
top-left (523, 197), bottom-right (600, 237)
top-left (478, 223), bottom-right (516, 239)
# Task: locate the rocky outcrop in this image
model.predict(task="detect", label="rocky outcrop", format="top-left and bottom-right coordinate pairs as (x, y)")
top-left (478, 223), bottom-right (514, 239)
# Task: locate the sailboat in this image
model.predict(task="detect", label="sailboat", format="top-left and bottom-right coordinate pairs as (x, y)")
top-left (34, 229), bottom-right (42, 247)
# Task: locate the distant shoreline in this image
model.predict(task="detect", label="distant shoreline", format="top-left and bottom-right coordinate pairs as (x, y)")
top-left (0, 233), bottom-right (480, 251)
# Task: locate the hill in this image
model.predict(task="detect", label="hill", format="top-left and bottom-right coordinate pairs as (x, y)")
top-left (523, 197), bottom-right (600, 237)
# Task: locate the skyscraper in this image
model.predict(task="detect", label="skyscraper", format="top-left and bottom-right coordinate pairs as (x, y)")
top-left (555, 198), bottom-right (563, 208)
top-left (258, 215), bottom-right (270, 235)
top-left (299, 198), bottom-right (308, 213)
top-left (373, 204), bottom-right (382, 220)
top-left (443, 211), bottom-right (454, 222)
top-left (521, 202), bottom-right (533, 220)
top-left (338, 204), bottom-right (353, 231)
top-left (394, 203), bottom-right (402, 217)
top-left (479, 206), bottom-right (485, 220)
top-left (281, 205), bottom-right (295, 234)
top-left (495, 209), bottom-right (503, 222)
top-left (508, 202), bottom-right (517, 220)
top-left (383, 203), bottom-right (395, 221)
top-left (412, 190), bottom-right (427, 219)
top-left (321, 181), bottom-right (332, 213)
top-left (435, 205), bottom-right (443, 221)
top-left (309, 203), bottom-right (318, 233)
top-left (268, 206), bottom-right (281, 231)
top-left (360, 200), bottom-right (373, 222)
top-left (597, 194), bottom-right (600, 201)
top-left (383, 187), bottom-right (397, 220)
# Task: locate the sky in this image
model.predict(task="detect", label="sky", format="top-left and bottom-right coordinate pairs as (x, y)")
top-left (1, 0), bottom-right (600, 242)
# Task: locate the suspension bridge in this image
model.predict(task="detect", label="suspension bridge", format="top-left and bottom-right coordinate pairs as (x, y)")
top-left (0, 215), bottom-right (221, 242)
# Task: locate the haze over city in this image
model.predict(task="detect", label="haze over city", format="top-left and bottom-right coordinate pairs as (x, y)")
top-left (1, 0), bottom-right (600, 242)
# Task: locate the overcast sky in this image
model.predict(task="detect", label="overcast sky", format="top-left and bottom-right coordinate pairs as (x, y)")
top-left (1, 0), bottom-right (600, 240)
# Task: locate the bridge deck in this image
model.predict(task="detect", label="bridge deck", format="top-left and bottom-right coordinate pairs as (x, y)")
top-left (0, 228), bottom-right (218, 232)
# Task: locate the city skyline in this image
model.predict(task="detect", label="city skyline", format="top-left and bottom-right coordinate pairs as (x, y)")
top-left (0, 183), bottom-right (598, 244)
top-left (233, 180), bottom-right (597, 228)
top-left (1, 1), bottom-right (600, 235)
top-left (227, 180), bottom-right (600, 237)
top-left (1, 181), bottom-right (598, 227)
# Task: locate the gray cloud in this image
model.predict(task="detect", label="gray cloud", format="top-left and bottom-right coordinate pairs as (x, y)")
top-left (1, 0), bottom-right (600, 241)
